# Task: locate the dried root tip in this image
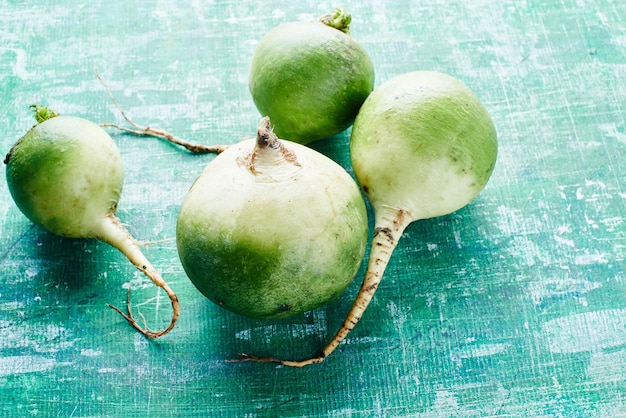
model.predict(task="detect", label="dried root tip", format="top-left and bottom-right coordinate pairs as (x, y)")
top-left (228, 352), bottom-right (326, 368)
top-left (319, 8), bottom-right (351, 34)
top-left (246, 117), bottom-right (300, 174)
top-left (99, 123), bottom-right (227, 154)
top-left (107, 287), bottom-right (180, 339)
top-left (97, 215), bottom-right (180, 339)
top-left (256, 116), bottom-right (280, 149)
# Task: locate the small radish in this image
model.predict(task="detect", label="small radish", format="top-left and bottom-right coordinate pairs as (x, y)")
top-left (4, 105), bottom-right (179, 338)
top-left (247, 71), bottom-right (498, 366)
top-left (176, 117), bottom-right (368, 319)
top-left (249, 8), bottom-right (375, 144)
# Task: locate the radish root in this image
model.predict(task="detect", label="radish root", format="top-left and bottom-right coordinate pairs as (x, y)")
top-left (94, 68), bottom-right (227, 155)
top-left (234, 209), bottom-right (410, 367)
top-left (99, 213), bottom-right (180, 339)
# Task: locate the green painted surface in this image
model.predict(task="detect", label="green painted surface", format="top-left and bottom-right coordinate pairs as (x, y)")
top-left (1, 0), bottom-right (624, 416)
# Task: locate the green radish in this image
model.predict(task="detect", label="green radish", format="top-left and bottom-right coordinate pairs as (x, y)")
top-left (4, 105), bottom-right (179, 338)
top-left (247, 71), bottom-right (498, 366)
top-left (249, 8), bottom-right (375, 144)
top-left (176, 117), bottom-right (368, 319)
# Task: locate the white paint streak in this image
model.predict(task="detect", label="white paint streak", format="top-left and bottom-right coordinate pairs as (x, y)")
top-left (577, 179), bottom-right (614, 203)
top-left (121, 271), bottom-right (152, 291)
top-left (574, 250), bottom-right (609, 265)
top-left (80, 348), bottom-right (103, 357)
top-left (598, 123), bottom-right (626, 146)
top-left (134, 333), bottom-right (149, 352)
top-left (386, 300), bottom-right (408, 329)
top-left (235, 329), bottom-right (251, 340)
top-left (600, 216), bottom-right (623, 232)
top-left (576, 187), bottom-right (584, 200)
top-left (0, 322), bottom-right (74, 353)
top-left (556, 225), bottom-right (572, 235)
top-left (453, 230), bottom-right (463, 249)
top-left (344, 336), bottom-right (385, 345)
top-left (8, 48), bottom-right (32, 79)
top-left (235, 314), bottom-right (326, 344)
top-left (0, 356), bottom-right (56, 376)
top-left (543, 308), bottom-right (626, 354)
top-left (272, 9), bottom-right (286, 19)
top-left (554, 224), bottom-right (575, 247)
top-left (430, 390), bottom-right (460, 412)
top-left (585, 179), bottom-right (608, 190)
top-left (454, 342), bottom-right (511, 359)
top-left (495, 205), bottom-right (532, 236)
top-left (554, 234), bottom-right (575, 248)
top-left (25, 267), bottom-right (38, 279)
top-left (507, 235), bottom-right (548, 266)
top-left (528, 277), bottom-right (602, 306)
top-left (584, 213), bottom-right (599, 229)
top-left (0, 301), bottom-right (25, 311)
top-left (588, 350), bottom-right (626, 384)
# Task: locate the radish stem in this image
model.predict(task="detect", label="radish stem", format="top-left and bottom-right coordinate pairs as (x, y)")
top-left (97, 213), bottom-right (180, 338)
top-left (30, 104), bottom-right (59, 123)
top-left (319, 8), bottom-right (351, 34)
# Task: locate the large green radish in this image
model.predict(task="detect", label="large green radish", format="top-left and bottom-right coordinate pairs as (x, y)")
top-left (176, 117), bottom-right (368, 319)
top-left (4, 106), bottom-right (179, 338)
top-left (249, 8), bottom-right (375, 144)
top-left (249, 71), bottom-right (498, 366)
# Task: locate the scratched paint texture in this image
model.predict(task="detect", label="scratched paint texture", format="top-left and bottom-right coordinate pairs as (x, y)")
top-left (1, 0), bottom-right (625, 416)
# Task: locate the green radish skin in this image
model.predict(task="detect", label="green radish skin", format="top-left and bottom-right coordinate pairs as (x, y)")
top-left (350, 72), bottom-right (497, 219)
top-left (176, 117), bottom-right (368, 319)
top-left (252, 71), bottom-right (498, 366)
top-left (4, 111), bottom-right (179, 339)
top-left (5, 116), bottom-right (124, 237)
top-left (249, 8), bottom-right (375, 144)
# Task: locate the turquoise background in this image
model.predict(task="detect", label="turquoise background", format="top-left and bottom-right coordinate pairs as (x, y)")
top-left (1, 0), bottom-right (625, 416)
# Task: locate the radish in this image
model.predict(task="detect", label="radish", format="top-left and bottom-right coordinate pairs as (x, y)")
top-left (246, 71), bottom-right (498, 366)
top-left (176, 117), bottom-right (368, 319)
top-left (249, 8), bottom-right (375, 144)
top-left (4, 106), bottom-right (179, 338)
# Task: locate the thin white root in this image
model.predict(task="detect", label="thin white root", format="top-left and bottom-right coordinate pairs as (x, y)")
top-left (227, 353), bottom-right (325, 368)
top-left (133, 237), bottom-right (176, 247)
top-left (94, 67), bottom-right (228, 155)
top-left (107, 280), bottom-right (179, 339)
top-left (99, 214), bottom-right (179, 339)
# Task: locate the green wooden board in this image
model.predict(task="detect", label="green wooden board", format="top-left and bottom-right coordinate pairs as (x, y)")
top-left (1, 0), bottom-right (625, 416)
